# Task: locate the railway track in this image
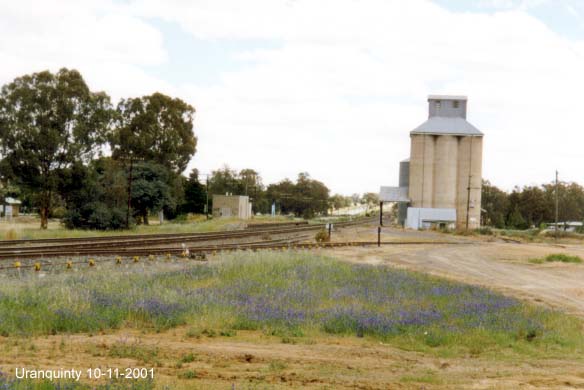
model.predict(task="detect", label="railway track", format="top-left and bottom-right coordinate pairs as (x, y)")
top-left (0, 239), bottom-right (471, 270)
top-left (0, 221), bottom-right (310, 247)
top-left (0, 217), bottom-right (376, 260)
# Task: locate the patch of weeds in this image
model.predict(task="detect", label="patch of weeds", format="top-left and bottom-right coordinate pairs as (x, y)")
top-left (185, 328), bottom-right (201, 339)
top-left (201, 328), bottom-right (216, 338)
top-left (516, 327), bottom-right (540, 342)
top-left (424, 333), bottom-right (448, 348)
top-left (545, 254), bottom-right (582, 263)
top-left (530, 253), bottom-right (582, 264)
top-left (179, 353), bottom-right (196, 363)
top-left (268, 361), bottom-right (287, 371)
top-left (178, 370), bottom-right (198, 379)
top-left (109, 343), bottom-right (159, 365)
top-left (231, 317), bottom-right (261, 331)
top-left (84, 344), bottom-right (103, 357)
top-left (265, 327), bottom-right (304, 338)
top-left (400, 370), bottom-right (442, 384)
top-left (281, 337), bottom-right (297, 344)
top-left (220, 329), bottom-right (237, 337)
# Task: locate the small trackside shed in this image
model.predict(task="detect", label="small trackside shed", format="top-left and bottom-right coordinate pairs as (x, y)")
top-left (3, 197), bottom-right (22, 218)
top-left (212, 195), bottom-right (252, 219)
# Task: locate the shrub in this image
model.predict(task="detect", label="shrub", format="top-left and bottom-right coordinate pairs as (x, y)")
top-left (545, 254), bottom-right (582, 263)
top-left (50, 206), bottom-right (67, 219)
top-left (314, 229), bottom-right (330, 243)
top-left (475, 227), bottom-right (494, 236)
top-left (63, 202), bottom-right (132, 230)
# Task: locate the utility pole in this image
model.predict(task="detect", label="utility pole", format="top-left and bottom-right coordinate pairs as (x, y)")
top-left (465, 136), bottom-right (474, 231)
top-left (205, 175), bottom-right (210, 220)
top-left (555, 170), bottom-right (559, 241)
top-left (465, 174), bottom-right (472, 231)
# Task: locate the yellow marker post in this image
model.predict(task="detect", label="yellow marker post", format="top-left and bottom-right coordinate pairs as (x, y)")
top-left (13, 261), bottom-right (21, 269)
top-left (88, 258), bottom-right (95, 267)
top-left (34, 263), bottom-right (41, 272)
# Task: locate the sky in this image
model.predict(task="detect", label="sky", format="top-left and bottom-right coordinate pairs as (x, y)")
top-left (1, 0), bottom-right (584, 195)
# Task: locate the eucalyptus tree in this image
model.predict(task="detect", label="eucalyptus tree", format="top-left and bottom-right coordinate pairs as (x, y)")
top-left (110, 92), bottom-right (197, 174)
top-left (0, 68), bottom-right (113, 228)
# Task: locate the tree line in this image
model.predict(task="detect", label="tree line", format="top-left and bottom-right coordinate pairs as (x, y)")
top-left (190, 166), bottom-right (379, 219)
top-left (482, 180), bottom-right (584, 229)
top-left (0, 69), bottom-right (376, 230)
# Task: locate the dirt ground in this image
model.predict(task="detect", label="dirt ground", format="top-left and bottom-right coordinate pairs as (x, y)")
top-left (2, 326), bottom-right (584, 390)
top-left (3, 225), bottom-right (584, 389)
top-left (330, 225), bottom-right (584, 318)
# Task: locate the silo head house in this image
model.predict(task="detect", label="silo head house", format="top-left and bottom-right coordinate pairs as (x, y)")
top-left (380, 95), bottom-right (484, 230)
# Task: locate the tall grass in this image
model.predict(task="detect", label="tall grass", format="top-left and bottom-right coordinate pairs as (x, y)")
top-left (0, 252), bottom-right (582, 356)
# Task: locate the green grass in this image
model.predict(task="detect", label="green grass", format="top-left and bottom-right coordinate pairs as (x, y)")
top-left (530, 253), bottom-right (583, 264)
top-left (498, 228), bottom-right (542, 241)
top-left (0, 252), bottom-right (582, 359)
top-left (0, 217), bottom-right (245, 240)
top-left (0, 213), bottom-right (325, 241)
top-left (400, 370), bottom-right (442, 384)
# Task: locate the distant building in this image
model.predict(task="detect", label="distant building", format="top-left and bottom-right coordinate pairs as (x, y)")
top-left (546, 222), bottom-right (583, 233)
top-left (381, 95), bottom-right (484, 230)
top-left (212, 195), bottom-right (252, 219)
top-left (3, 197), bottom-right (22, 218)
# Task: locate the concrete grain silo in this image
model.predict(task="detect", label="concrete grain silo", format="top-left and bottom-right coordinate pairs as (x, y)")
top-left (380, 95), bottom-right (483, 230)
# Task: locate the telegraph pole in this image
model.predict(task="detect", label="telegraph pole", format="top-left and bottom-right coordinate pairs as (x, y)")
top-left (126, 156), bottom-right (133, 228)
top-left (555, 170), bottom-right (559, 241)
top-left (465, 174), bottom-right (472, 231)
top-left (465, 136), bottom-right (474, 231)
top-left (205, 175), bottom-right (210, 220)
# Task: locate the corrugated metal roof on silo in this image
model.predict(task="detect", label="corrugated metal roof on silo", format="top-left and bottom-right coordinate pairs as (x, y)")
top-left (411, 117), bottom-right (483, 136)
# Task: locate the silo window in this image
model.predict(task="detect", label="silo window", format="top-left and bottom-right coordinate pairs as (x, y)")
top-left (453, 100), bottom-right (459, 108)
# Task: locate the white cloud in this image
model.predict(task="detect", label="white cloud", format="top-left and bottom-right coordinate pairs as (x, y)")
top-left (127, 0), bottom-right (584, 192)
top-left (0, 0), bottom-right (169, 100)
top-left (2, 0), bottom-right (584, 194)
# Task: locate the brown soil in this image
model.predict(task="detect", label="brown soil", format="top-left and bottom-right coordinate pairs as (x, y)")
top-left (328, 226), bottom-right (584, 318)
top-left (2, 327), bottom-right (584, 390)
